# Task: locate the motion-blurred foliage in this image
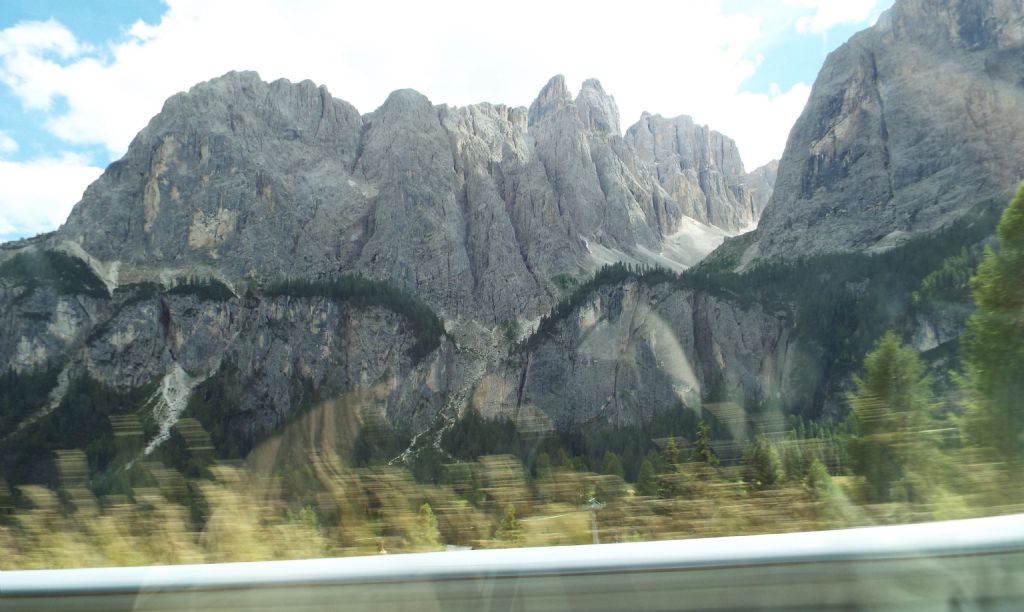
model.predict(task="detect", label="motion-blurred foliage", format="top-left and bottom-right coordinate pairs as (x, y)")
top-left (2, 387), bottom-right (1019, 569)
top-left (2, 189), bottom-right (1023, 568)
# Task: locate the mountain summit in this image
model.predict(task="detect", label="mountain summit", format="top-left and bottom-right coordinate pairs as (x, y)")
top-left (714, 0), bottom-right (1024, 268)
top-left (53, 72), bottom-right (772, 322)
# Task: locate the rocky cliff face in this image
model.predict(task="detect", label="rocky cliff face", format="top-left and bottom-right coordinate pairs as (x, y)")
top-left (745, 160), bottom-right (778, 221)
top-left (625, 114), bottom-right (772, 233)
top-left (0, 256), bottom-right (456, 457)
top-left (1, 73), bottom-right (779, 473)
top-left (470, 279), bottom-right (802, 432)
top-left (53, 72), bottom-right (767, 324)
top-left (716, 0), bottom-right (1024, 267)
top-left (5, 0), bottom-right (1020, 475)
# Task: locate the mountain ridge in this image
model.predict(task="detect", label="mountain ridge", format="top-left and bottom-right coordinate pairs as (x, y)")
top-left (38, 70), bottom-right (773, 323)
top-left (3, 0), bottom-right (1020, 488)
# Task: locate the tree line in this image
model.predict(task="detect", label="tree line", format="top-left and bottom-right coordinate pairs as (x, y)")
top-left (264, 275), bottom-right (445, 361)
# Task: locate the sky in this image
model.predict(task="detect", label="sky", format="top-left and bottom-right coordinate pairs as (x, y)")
top-left (0, 0), bottom-right (894, 243)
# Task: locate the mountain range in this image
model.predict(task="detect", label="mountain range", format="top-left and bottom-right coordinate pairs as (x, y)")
top-left (54, 71), bottom-right (773, 324)
top-left (1, 0), bottom-right (1022, 485)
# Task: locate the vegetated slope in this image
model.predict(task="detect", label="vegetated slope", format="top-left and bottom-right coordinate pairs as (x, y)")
top-left (483, 197), bottom-right (999, 440)
top-left (687, 196), bottom-right (1004, 418)
top-left (0, 261), bottom-right (449, 487)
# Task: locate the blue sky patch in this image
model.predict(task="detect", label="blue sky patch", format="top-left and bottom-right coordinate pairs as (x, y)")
top-left (0, 0), bottom-right (164, 47)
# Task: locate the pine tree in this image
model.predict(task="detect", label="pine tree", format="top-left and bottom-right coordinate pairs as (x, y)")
top-left (555, 448), bottom-right (574, 471)
top-left (694, 420), bottom-right (719, 467)
top-left (743, 436), bottom-right (783, 489)
top-left (412, 503), bottom-right (441, 550)
top-left (635, 458), bottom-right (657, 496)
top-left (961, 186), bottom-right (1024, 464)
top-left (660, 438), bottom-right (682, 470)
top-left (806, 459), bottom-right (843, 522)
top-left (782, 440), bottom-right (810, 482)
top-left (845, 332), bottom-right (932, 502)
top-left (600, 451), bottom-right (625, 479)
top-left (495, 505), bottom-right (522, 544)
top-left (807, 459), bottom-right (834, 499)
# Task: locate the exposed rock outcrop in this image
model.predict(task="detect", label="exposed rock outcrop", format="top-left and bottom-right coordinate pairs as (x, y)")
top-left (0, 263), bottom-right (455, 455)
top-left (51, 72), bottom-right (768, 323)
top-left (625, 114), bottom-right (768, 233)
top-left (471, 279), bottom-right (802, 431)
top-left (714, 0), bottom-right (1024, 267)
top-left (745, 159), bottom-right (778, 222)
top-left (1, 72), bottom-right (784, 471)
top-left (6, 0), bottom-right (1023, 469)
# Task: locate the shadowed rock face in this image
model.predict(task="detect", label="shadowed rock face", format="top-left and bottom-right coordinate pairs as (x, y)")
top-left (745, 160), bottom-right (778, 222)
top-left (473, 280), bottom-right (800, 432)
top-left (0, 275), bottom-right (456, 456)
top-left (717, 0), bottom-right (1024, 267)
top-left (54, 71), bottom-right (768, 323)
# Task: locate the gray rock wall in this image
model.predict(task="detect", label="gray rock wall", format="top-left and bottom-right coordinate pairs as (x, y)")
top-left (471, 280), bottom-right (799, 431)
top-left (53, 72), bottom-right (769, 323)
top-left (719, 0), bottom-right (1024, 266)
top-left (0, 270), bottom-right (453, 450)
top-left (0, 69), bottom-right (786, 460)
top-left (625, 114), bottom-right (767, 232)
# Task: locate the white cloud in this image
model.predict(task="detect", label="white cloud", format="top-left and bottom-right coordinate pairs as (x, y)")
top-left (712, 82), bottom-right (812, 172)
top-left (0, 18), bottom-right (84, 57)
top-left (0, 131), bottom-right (17, 155)
top-left (787, 0), bottom-right (880, 34)
top-left (0, 19), bottom-right (90, 110)
top-left (0, 154), bottom-right (103, 239)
